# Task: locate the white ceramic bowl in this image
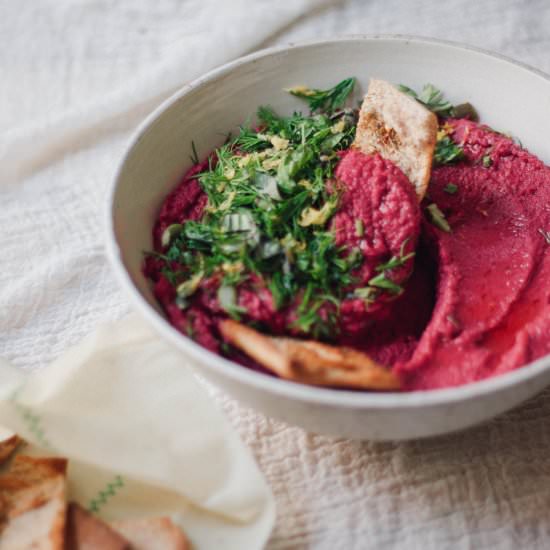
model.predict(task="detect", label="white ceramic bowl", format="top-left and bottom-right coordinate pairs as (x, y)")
top-left (106, 36), bottom-right (550, 440)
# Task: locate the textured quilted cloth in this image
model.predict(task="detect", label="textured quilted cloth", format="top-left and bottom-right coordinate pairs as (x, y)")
top-left (3, 0), bottom-right (550, 548)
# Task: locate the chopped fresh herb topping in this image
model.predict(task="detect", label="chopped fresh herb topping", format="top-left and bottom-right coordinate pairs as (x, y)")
top-left (427, 203), bottom-right (451, 233)
top-left (352, 241), bottom-right (414, 305)
top-left (434, 136), bottom-right (464, 165)
top-left (444, 183), bottom-right (458, 194)
top-left (287, 78), bottom-right (356, 113)
top-left (157, 78), bottom-right (360, 338)
top-left (355, 219), bottom-right (364, 237)
top-left (482, 155), bottom-right (492, 168)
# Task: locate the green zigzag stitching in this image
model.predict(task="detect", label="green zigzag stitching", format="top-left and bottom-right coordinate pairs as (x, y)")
top-left (88, 475), bottom-right (125, 514)
top-left (10, 390), bottom-right (125, 515)
top-left (10, 391), bottom-right (52, 450)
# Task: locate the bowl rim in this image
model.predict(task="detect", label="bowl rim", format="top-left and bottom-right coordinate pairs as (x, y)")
top-left (106, 34), bottom-right (550, 409)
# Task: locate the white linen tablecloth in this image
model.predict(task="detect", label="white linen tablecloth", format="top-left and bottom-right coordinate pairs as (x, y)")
top-left (3, 0), bottom-right (550, 548)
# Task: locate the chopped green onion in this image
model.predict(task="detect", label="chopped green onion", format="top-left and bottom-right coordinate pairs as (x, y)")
top-left (255, 173), bottom-right (281, 200)
top-left (354, 286), bottom-right (379, 303)
top-left (218, 285), bottom-right (236, 310)
top-left (176, 271), bottom-right (204, 298)
top-left (367, 273), bottom-right (404, 295)
top-left (444, 183), bottom-right (458, 194)
top-left (258, 240), bottom-right (282, 259)
top-left (434, 136), bottom-right (463, 165)
top-left (375, 250), bottom-right (415, 272)
top-left (217, 285), bottom-right (247, 319)
top-left (175, 295), bottom-right (189, 310)
top-left (222, 212), bottom-right (254, 232)
top-left (161, 224), bottom-right (183, 248)
top-left (427, 203), bottom-right (451, 233)
top-left (219, 240), bottom-right (245, 255)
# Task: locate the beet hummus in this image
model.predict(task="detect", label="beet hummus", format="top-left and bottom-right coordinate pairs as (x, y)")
top-left (144, 79), bottom-right (550, 391)
top-left (397, 118), bottom-right (550, 389)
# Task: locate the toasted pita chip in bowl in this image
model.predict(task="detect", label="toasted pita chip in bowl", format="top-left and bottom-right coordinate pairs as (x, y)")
top-left (354, 78), bottom-right (437, 200)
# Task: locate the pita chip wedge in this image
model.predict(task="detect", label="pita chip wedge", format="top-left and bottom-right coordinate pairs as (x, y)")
top-left (112, 517), bottom-right (191, 550)
top-left (219, 320), bottom-right (400, 391)
top-left (354, 78), bottom-right (438, 200)
top-left (0, 456), bottom-right (68, 550)
top-left (272, 338), bottom-right (401, 390)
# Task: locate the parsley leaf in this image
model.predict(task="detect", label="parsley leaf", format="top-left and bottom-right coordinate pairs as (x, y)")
top-left (434, 136), bottom-right (464, 165)
top-left (399, 83), bottom-right (454, 116)
top-left (426, 203), bottom-right (451, 233)
top-left (444, 183), bottom-right (458, 194)
top-left (399, 84), bottom-right (478, 121)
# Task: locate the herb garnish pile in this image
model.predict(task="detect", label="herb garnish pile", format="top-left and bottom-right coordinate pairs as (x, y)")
top-left (159, 78), bottom-right (360, 338)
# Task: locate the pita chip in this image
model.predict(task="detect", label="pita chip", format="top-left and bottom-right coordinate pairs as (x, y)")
top-left (354, 78), bottom-right (438, 199)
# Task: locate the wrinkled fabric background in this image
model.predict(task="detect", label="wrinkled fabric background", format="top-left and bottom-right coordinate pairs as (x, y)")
top-left (3, 1), bottom-right (550, 548)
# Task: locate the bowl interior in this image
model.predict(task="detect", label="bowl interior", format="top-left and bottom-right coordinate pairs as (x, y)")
top-left (109, 36), bottom-right (550, 403)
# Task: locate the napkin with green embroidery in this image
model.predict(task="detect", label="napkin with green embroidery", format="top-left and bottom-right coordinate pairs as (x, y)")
top-left (0, 314), bottom-right (275, 549)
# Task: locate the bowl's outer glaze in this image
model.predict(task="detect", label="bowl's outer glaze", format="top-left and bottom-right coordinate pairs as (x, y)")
top-left (107, 36), bottom-right (550, 440)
